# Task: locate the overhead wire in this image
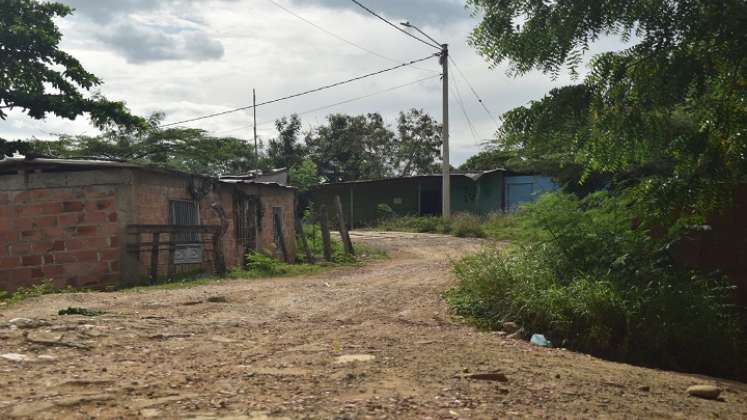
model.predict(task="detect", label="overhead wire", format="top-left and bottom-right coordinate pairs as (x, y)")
top-left (450, 75), bottom-right (481, 145)
top-left (448, 56), bottom-right (500, 128)
top-left (211, 74), bottom-right (442, 136)
top-left (266, 0), bottom-right (437, 74)
top-left (159, 53), bottom-right (439, 128)
top-left (349, 0), bottom-right (441, 49)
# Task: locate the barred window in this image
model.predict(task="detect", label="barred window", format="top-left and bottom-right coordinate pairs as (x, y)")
top-left (170, 200), bottom-right (199, 243)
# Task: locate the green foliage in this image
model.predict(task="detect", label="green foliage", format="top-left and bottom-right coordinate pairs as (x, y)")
top-left (467, 0), bottom-right (747, 216)
top-left (0, 281), bottom-right (81, 305)
top-left (289, 160), bottom-right (320, 192)
top-left (20, 113), bottom-right (262, 176)
top-left (0, 0), bottom-right (145, 129)
top-left (375, 213), bottom-right (523, 239)
top-left (268, 114), bottom-right (306, 170)
top-left (306, 109), bottom-right (442, 182)
top-left (446, 192), bottom-right (747, 379)
top-left (58, 307), bottom-right (104, 317)
top-left (459, 148), bottom-right (516, 171)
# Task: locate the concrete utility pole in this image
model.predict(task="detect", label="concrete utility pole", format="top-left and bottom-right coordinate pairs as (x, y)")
top-left (400, 21), bottom-right (451, 219)
top-left (253, 89), bottom-right (258, 168)
top-left (440, 44), bottom-right (450, 219)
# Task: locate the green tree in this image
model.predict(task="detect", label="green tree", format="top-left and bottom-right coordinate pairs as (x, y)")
top-left (23, 113), bottom-right (261, 176)
top-left (306, 113), bottom-right (395, 182)
top-left (0, 0), bottom-right (145, 145)
top-left (394, 109), bottom-right (442, 176)
top-left (267, 114), bottom-right (306, 170)
top-left (468, 0), bottom-right (747, 214)
top-left (289, 159), bottom-right (320, 192)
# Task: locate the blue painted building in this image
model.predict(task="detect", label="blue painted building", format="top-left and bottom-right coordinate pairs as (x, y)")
top-left (505, 175), bottom-right (560, 210)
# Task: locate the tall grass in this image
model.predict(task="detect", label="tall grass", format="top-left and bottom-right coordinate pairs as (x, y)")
top-left (375, 212), bottom-right (523, 239)
top-left (445, 192), bottom-right (747, 379)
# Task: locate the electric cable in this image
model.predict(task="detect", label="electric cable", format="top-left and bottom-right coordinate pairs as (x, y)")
top-left (160, 53), bottom-right (438, 128)
top-left (349, 0), bottom-right (441, 49)
top-left (211, 74), bottom-right (442, 136)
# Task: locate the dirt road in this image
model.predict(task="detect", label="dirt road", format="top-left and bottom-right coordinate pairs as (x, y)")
top-left (1, 232), bottom-right (746, 419)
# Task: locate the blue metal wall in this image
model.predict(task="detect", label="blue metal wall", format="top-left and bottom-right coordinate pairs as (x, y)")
top-left (505, 175), bottom-right (559, 210)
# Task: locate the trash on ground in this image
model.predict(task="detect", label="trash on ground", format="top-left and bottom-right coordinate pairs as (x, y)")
top-left (530, 334), bottom-right (552, 347)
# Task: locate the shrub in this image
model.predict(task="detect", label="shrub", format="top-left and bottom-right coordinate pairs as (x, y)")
top-left (446, 191), bottom-right (747, 379)
top-left (450, 213), bottom-right (485, 238)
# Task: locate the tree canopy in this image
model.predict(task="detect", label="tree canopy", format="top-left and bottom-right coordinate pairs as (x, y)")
top-left (468, 0), bottom-right (747, 214)
top-left (1, 0), bottom-right (145, 156)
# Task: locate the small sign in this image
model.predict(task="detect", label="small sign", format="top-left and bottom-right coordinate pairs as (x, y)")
top-left (393, 197), bottom-right (403, 205)
top-left (174, 244), bottom-right (203, 264)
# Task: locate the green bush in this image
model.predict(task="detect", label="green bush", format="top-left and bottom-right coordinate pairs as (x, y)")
top-left (374, 212), bottom-right (522, 240)
top-left (450, 213), bottom-right (485, 238)
top-left (446, 191), bottom-right (747, 379)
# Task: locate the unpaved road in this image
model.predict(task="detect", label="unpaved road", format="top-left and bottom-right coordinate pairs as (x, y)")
top-left (1, 232), bottom-right (746, 419)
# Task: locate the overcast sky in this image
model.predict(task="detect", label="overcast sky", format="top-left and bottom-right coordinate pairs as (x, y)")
top-left (2, 0), bottom-right (624, 165)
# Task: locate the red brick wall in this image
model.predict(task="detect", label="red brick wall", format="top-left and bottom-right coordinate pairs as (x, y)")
top-left (129, 172), bottom-right (296, 281)
top-left (0, 185), bottom-right (121, 292)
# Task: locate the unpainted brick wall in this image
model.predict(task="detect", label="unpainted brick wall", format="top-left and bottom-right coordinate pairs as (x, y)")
top-left (0, 185), bottom-right (121, 292)
top-left (130, 174), bottom-right (296, 280)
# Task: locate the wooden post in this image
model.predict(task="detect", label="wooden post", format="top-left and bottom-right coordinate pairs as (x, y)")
top-left (273, 208), bottom-right (289, 262)
top-left (334, 195), bottom-right (355, 256)
top-left (319, 205), bottom-right (333, 262)
top-left (296, 217), bottom-right (315, 263)
top-left (150, 232), bottom-right (160, 284)
top-left (167, 234), bottom-right (176, 279)
top-left (212, 230), bottom-right (227, 277)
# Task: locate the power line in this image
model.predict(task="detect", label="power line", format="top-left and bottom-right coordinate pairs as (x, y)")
top-left (448, 56), bottom-right (500, 128)
top-left (212, 74), bottom-right (442, 136)
top-left (160, 53), bottom-right (439, 128)
top-left (349, 0), bottom-right (441, 49)
top-left (450, 76), bottom-right (480, 145)
top-left (266, 0), bottom-right (437, 74)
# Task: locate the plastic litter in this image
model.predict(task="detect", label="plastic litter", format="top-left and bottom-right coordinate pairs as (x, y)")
top-left (530, 334), bottom-right (552, 347)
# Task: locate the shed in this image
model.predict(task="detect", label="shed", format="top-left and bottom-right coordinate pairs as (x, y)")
top-left (309, 169), bottom-right (559, 227)
top-left (0, 158), bottom-right (297, 293)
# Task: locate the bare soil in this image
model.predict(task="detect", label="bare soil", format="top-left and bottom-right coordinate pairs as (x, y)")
top-left (1, 232), bottom-right (746, 419)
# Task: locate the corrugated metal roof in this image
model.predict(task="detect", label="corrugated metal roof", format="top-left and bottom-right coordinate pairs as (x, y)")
top-left (0, 157), bottom-right (296, 190)
top-left (309, 168), bottom-right (506, 188)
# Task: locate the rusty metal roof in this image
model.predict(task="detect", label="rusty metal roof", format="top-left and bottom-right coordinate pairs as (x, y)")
top-left (0, 157), bottom-right (296, 190)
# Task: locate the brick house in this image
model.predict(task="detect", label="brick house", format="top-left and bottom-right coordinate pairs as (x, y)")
top-left (0, 158), bottom-right (297, 293)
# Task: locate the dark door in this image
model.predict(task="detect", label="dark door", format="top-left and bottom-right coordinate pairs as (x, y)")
top-left (234, 194), bottom-right (259, 263)
top-left (420, 190), bottom-right (441, 216)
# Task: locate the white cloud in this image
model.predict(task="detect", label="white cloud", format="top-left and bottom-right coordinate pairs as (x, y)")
top-left (3, 0), bottom-right (631, 165)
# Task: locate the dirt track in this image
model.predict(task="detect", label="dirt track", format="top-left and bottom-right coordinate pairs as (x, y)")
top-left (1, 232), bottom-right (746, 419)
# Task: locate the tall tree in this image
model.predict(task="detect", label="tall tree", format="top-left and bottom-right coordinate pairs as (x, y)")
top-left (468, 0), bottom-right (747, 213)
top-left (0, 1), bottom-right (145, 134)
top-left (23, 113), bottom-right (261, 176)
top-left (394, 109), bottom-right (442, 177)
top-left (306, 113), bottom-right (395, 182)
top-left (267, 114), bottom-right (306, 170)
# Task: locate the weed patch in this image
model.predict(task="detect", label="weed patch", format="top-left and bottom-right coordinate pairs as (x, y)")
top-left (445, 192), bottom-right (747, 380)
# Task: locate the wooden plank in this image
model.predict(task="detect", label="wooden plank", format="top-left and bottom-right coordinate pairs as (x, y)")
top-left (273, 207), bottom-right (289, 262)
top-left (127, 225), bottom-right (220, 234)
top-left (150, 233), bottom-right (160, 284)
top-left (296, 217), bottom-right (315, 263)
top-left (335, 195), bottom-right (355, 255)
top-left (319, 205), bottom-right (333, 262)
top-left (167, 237), bottom-right (176, 279)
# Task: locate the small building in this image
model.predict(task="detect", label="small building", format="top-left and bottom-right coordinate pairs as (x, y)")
top-left (309, 169), bottom-right (558, 227)
top-left (0, 158), bottom-right (297, 293)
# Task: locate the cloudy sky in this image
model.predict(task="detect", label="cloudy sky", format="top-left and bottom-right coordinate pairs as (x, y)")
top-left (2, 0), bottom-right (624, 165)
